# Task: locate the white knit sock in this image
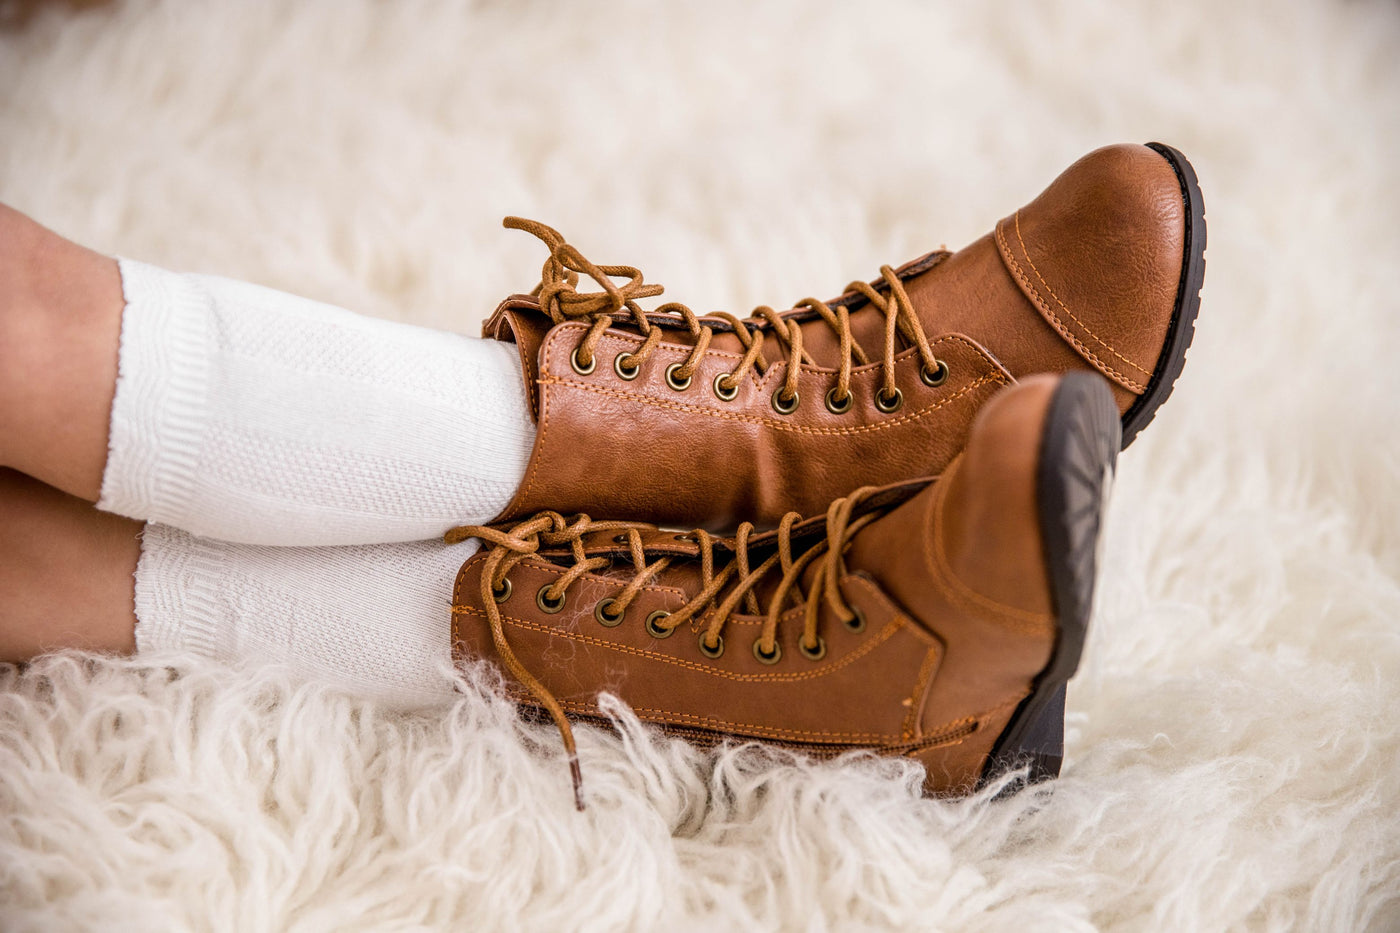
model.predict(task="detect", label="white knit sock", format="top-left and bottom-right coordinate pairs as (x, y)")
top-left (98, 260), bottom-right (535, 546)
top-left (135, 523), bottom-right (478, 709)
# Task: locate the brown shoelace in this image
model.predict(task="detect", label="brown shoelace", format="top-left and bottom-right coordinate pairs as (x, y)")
top-left (445, 485), bottom-right (894, 811)
top-left (504, 217), bottom-right (949, 408)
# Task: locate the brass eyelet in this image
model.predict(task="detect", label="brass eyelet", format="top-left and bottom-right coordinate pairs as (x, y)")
top-left (875, 387), bottom-right (904, 413)
top-left (843, 607), bottom-right (866, 633)
top-left (799, 636), bottom-right (827, 662)
top-left (824, 386), bottom-right (853, 415)
top-left (771, 387), bottom-right (800, 415)
top-left (920, 359), bottom-right (949, 388)
top-left (645, 610), bottom-right (674, 639)
top-left (491, 578), bottom-right (513, 603)
top-left (614, 352), bottom-right (641, 381)
top-left (570, 347), bottom-right (596, 376)
top-left (752, 638), bottom-right (782, 665)
top-left (664, 362), bottom-right (693, 392)
top-left (594, 598), bottom-right (625, 627)
top-left (536, 585), bottom-right (566, 614)
top-left (713, 372), bottom-right (739, 401)
top-left (698, 632), bottom-right (725, 659)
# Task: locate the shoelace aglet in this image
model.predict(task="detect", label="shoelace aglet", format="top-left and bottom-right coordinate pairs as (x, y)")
top-left (568, 754), bottom-right (586, 812)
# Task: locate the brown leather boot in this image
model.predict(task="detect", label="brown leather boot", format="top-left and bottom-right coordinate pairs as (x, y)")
top-left (485, 142), bottom-right (1200, 531)
top-left (448, 372), bottom-right (1120, 807)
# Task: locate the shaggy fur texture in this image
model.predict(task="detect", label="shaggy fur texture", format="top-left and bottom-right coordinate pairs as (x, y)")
top-left (3, 0), bottom-right (1399, 928)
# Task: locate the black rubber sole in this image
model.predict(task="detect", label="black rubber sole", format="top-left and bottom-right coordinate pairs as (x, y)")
top-left (1119, 141), bottom-right (1208, 449)
top-left (980, 371), bottom-right (1120, 790)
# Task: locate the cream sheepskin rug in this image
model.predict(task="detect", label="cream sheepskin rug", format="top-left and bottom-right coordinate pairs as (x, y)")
top-left (3, 0), bottom-right (1399, 929)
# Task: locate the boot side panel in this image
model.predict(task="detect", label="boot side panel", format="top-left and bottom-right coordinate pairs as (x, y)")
top-left (498, 322), bottom-right (1010, 528)
top-left (451, 555), bottom-right (944, 747)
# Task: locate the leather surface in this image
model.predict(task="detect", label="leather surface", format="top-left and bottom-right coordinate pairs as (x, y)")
top-left (994, 144), bottom-right (1183, 394)
top-left (504, 317), bottom-right (1011, 531)
top-left (451, 379), bottom-right (1062, 794)
top-left (486, 143), bottom-right (1185, 529)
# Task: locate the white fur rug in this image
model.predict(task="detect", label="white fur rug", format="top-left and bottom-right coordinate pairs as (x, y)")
top-left (3, 0), bottom-right (1399, 929)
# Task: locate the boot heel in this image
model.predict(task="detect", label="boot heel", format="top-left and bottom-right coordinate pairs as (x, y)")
top-left (986, 684), bottom-right (1066, 796)
top-left (982, 373), bottom-right (1118, 792)
top-left (1018, 683), bottom-right (1066, 784)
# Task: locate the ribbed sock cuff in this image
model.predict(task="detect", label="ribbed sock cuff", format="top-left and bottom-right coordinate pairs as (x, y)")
top-left (97, 259), bottom-right (212, 525)
top-left (132, 523), bottom-right (228, 659)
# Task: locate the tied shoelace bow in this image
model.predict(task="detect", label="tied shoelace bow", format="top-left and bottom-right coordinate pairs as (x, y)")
top-left (503, 217), bottom-right (949, 407)
top-left (444, 486), bottom-right (892, 811)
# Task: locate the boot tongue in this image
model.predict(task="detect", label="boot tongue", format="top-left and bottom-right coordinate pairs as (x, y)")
top-left (541, 479), bottom-right (931, 612)
top-left (827, 477), bottom-right (942, 622)
top-left (805, 249), bottom-right (948, 369)
top-left (796, 478), bottom-right (935, 596)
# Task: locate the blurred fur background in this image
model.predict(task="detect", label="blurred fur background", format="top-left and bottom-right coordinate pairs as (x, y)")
top-left (2, 0), bottom-right (1398, 929)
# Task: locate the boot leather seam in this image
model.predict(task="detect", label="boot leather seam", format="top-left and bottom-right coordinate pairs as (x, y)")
top-left (452, 569), bottom-right (1007, 747)
top-left (543, 694), bottom-right (1019, 745)
top-left (484, 302), bottom-right (542, 417)
top-left (450, 603), bottom-right (911, 684)
top-left (1006, 210), bottom-right (1154, 379)
top-left (905, 638), bottom-right (944, 739)
top-left (996, 213), bottom-right (1151, 392)
top-left (562, 326), bottom-right (980, 369)
top-left (841, 572), bottom-right (946, 740)
top-left (537, 369), bottom-right (1007, 437)
top-left (557, 702), bottom-right (903, 743)
top-left (905, 696), bottom-right (1027, 758)
top-left (924, 460), bottom-right (1056, 636)
top-left (501, 363), bottom-right (558, 520)
top-left (499, 334), bottom-right (1007, 520)
top-left (543, 697), bottom-right (1017, 748)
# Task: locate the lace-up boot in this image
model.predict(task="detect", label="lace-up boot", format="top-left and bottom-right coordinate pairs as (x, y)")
top-left (448, 372), bottom-right (1120, 807)
top-left (484, 142), bottom-right (1200, 531)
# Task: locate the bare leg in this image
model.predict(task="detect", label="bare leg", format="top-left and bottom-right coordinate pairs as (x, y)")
top-left (0, 203), bottom-right (124, 502)
top-left (0, 468), bottom-right (140, 661)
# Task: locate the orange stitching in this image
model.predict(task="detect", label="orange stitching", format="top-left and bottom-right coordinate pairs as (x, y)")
top-left (450, 604), bottom-right (908, 683)
top-left (833, 575), bottom-right (946, 738)
top-left (996, 219), bottom-right (1149, 393)
top-left (841, 575), bottom-right (939, 648)
top-left (512, 318), bottom-right (540, 417)
top-left (904, 643), bottom-right (944, 738)
top-left (590, 332), bottom-right (987, 401)
top-left (450, 559), bottom-right (479, 653)
top-left (556, 701), bottom-right (903, 743)
top-left (923, 461), bottom-right (1056, 635)
top-left (540, 370), bottom-right (1006, 437)
top-left (998, 223), bottom-right (1144, 390)
top-left (579, 328), bottom-right (973, 372)
top-left (548, 324), bottom-right (1001, 382)
top-left (505, 368), bottom-right (553, 519)
top-left (534, 699), bottom-right (1013, 748)
top-left (1009, 212), bottom-right (1153, 380)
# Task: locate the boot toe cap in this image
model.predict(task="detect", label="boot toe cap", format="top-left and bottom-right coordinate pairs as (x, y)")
top-left (994, 143), bottom-right (1187, 395)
